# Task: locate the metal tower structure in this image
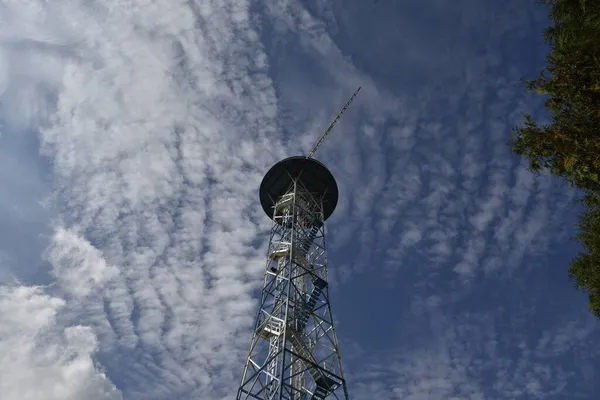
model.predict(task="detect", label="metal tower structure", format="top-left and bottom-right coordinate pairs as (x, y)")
top-left (236, 87), bottom-right (361, 400)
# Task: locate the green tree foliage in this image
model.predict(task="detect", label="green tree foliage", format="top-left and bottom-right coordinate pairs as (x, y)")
top-left (512, 0), bottom-right (600, 317)
top-left (569, 195), bottom-right (600, 318)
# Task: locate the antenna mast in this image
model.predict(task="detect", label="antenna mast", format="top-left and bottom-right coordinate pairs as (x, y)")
top-left (307, 86), bottom-right (361, 158)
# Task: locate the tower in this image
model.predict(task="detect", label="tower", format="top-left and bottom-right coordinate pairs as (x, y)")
top-left (236, 88), bottom-right (361, 400)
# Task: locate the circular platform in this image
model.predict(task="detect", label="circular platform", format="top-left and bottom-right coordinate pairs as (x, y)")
top-left (259, 156), bottom-right (338, 222)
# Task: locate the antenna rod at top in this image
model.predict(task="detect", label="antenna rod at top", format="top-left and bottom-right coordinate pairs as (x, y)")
top-left (307, 86), bottom-right (361, 159)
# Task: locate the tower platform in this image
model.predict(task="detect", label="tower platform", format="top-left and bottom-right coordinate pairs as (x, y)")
top-left (259, 156), bottom-right (338, 222)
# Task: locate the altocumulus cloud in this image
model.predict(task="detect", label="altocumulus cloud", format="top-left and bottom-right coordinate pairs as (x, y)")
top-left (1, 0), bottom-right (288, 398)
top-left (259, 1), bottom-right (600, 398)
top-left (1, 0), bottom-right (599, 399)
top-left (346, 307), bottom-right (599, 399)
top-left (0, 1), bottom-right (390, 398)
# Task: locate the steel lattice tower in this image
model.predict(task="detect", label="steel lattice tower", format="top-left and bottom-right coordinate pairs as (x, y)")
top-left (237, 87), bottom-right (360, 400)
top-left (236, 156), bottom-right (349, 400)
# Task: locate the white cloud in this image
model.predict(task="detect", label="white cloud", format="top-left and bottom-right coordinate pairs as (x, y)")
top-left (1, 0), bottom-right (282, 398)
top-left (0, 0), bottom-right (597, 399)
top-left (345, 309), bottom-right (599, 400)
top-left (0, 285), bottom-right (122, 400)
top-left (263, 0), bottom-right (579, 289)
top-left (46, 228), bottom-right (119, 298)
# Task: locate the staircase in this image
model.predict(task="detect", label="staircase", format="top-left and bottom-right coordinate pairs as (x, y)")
top-left (297, 221), bottom-right (322, 259)
top-left (295, 277), bottom-right (327, 332)
top-left (288, 331), bottom-right (340, 400)
top-left (293, 219), bottom-right (338, 399)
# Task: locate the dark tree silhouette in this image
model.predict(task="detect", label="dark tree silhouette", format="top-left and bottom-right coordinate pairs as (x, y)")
top-left (512, 0), bottom-right (600, 318)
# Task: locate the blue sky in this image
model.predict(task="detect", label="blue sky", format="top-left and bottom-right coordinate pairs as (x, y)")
top-left (0, 0), bottom-right (598, 399)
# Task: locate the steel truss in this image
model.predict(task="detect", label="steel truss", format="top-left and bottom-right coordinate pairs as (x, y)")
top-left (237, 178), bottom-right (348, 400)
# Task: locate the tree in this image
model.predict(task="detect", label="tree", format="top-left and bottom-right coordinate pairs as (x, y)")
top-left (511, 0), bottom-right (600, 318)
top-left (569, 195), bottom-right (600, 318)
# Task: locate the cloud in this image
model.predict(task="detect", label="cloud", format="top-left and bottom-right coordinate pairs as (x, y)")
top-left (345, 308), bottom-right (599, 400)
top-left (296, 2), bottom-right (581, 290)
top-left (0, 285), bottom-right (122, 400)
top-left (46, 228), bottom-right (119, 298)
top-left (1, 0), bottom-right (284, 397)
top-left (0, 0), bottom-right (597, 399)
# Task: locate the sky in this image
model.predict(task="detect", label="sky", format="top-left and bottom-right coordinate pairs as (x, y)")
top-left (0, 0), bottom-right (599, 399)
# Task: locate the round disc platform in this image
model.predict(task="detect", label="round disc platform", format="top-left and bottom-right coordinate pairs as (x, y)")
top-left (259, 156), bottom-right (338, 222)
